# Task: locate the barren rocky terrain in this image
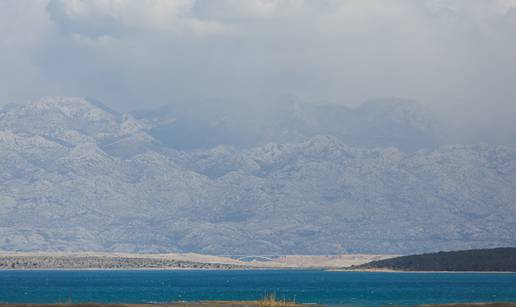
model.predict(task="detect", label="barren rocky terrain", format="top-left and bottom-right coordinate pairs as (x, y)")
top-left (1, 97), bottom-right (515, 254)
top-left (0, 252), bottom-right (389, 269)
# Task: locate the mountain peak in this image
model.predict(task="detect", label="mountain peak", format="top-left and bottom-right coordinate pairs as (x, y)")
top-left (31, 96), bottom-right (118, 122)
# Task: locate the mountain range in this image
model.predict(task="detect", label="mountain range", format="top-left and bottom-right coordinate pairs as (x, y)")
top-left (0, 96), bottom-right (515, 254)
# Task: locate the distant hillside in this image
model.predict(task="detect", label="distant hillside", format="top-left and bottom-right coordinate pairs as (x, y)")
top-left (352, 248), bottom-right (516, 271)
top-left (133, 98), bottom-right (437, 151)
top-left (1, 97), bottom-right (516, 254)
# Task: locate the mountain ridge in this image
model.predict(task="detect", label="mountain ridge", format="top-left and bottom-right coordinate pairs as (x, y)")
top-left (1, 97), bottom-right (515, 254)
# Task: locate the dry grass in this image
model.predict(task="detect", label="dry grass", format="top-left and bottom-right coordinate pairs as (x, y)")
top-left (1, 301), bottom-right (515, 307)
top-left (0, 294), bottom-right (305, 307)
top-left (257, 293), bottom-right (299, 307)
top-left (0, 302), bottom-right (302, 307)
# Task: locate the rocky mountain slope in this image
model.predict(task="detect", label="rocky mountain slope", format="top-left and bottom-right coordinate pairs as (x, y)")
top-left (1, 97), bottom-right (515, 254)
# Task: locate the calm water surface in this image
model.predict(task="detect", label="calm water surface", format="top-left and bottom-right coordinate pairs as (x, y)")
top-left (1, 270), bottom-right (516, 306)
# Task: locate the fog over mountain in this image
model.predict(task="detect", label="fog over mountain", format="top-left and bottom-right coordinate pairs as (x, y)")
top-left (132, 97), bottom-right (437, 152)
top-left (2, 0), bottom-right (516, 145)
top-left (1, 1), bottom-right (516, 254)
top-left (1, 96), bottom-right (515, 254)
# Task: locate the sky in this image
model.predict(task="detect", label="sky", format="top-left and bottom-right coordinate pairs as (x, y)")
top-left (1, 0), bottom-right (516, 143)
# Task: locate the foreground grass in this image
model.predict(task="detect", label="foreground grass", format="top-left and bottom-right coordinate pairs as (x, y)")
top-left (1, 302), bottom-right (515, 307)
top-left (0, 294), bottom-right (304, 307)
top-left (0, 303), bottom-right (302, 307)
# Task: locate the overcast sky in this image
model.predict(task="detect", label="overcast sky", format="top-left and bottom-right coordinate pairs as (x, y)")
top-left (1, 0), bottom-right (516, 142)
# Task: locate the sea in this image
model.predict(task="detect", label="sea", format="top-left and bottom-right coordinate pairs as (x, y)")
top-left (1, 270), bottom-right (516, 306)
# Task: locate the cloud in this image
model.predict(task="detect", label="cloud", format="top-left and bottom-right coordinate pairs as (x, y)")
top-left (0, 0), bottom-right (56, 104)
top-left (47, 0), bottom-right (236, 37)
top-left (1, 0), bottom-right (516, 144)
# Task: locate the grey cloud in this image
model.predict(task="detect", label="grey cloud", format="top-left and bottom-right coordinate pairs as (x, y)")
top-left (1, 0), bottom-right (516, 144)
top-left (47, 0), bottom-right (126, 38)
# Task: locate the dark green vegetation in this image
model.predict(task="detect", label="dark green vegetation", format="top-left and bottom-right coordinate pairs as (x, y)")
top-left (352, 247), bottom-right (516, 271)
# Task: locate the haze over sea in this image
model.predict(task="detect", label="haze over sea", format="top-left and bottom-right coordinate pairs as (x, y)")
top-left (1, 270), bottom-right (516, 306)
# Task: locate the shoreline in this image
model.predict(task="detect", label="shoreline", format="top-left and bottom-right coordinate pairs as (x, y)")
top-left (1, 267), bottom-right (515, 273)
top-left (2, 252), bottom-right (515, 272)
top-left (0, 252), bottom-right (392, 270)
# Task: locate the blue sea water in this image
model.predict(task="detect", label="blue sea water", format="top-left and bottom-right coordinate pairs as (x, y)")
top-left (1, 270), bottom-right (516, 306)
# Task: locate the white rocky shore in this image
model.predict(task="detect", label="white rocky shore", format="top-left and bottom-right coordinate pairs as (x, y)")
top-left (0, 252), bottom-right (390, 269)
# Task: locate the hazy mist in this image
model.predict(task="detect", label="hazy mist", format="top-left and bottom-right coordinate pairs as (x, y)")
top-left (1, 0), bottom-right (516, 144)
